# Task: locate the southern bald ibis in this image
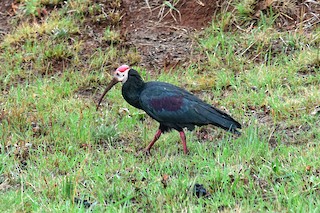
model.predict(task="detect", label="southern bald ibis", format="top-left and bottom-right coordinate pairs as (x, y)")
top-left (97, 65), bottom-right (241, 154)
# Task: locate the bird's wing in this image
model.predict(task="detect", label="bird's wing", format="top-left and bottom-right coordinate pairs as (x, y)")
top-left (139, 82), bottom-right (241, 132)
top-left (139, 82), bottom-right (209, 124)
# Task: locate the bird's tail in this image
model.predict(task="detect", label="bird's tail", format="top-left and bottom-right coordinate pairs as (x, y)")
top-left (198, 104), bottom-right (242, 135)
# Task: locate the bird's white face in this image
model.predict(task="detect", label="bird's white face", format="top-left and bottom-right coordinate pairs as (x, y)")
top-left (96, 65), bottom-right (131, 110)
top-left (114, 65), bottom-right (130, 84)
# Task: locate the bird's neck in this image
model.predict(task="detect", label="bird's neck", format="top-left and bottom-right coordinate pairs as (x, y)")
top-left (121, 69), bottom-right (145, 109)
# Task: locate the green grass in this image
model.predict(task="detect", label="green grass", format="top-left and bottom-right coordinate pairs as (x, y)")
top-left (0, 0), bottom-right (319, 212)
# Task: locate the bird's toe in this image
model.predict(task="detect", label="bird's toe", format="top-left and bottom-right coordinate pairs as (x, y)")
top-left (184, 149), bottom-right (190, 155)
top-left (144, 148), bottom-right (152, 156)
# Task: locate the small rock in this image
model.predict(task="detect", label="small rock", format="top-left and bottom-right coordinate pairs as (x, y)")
top-left (74, 197), bottom-right (92, 208)
top-left (310, 106), bottom-right (320, 116)
top-left (193, 183), bottom-right (207, 198)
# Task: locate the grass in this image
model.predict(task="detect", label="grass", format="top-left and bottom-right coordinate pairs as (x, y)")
top-left (0, 0), bottom-right (319, 212)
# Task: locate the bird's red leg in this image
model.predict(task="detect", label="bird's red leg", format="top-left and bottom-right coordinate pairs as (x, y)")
top-left (144, 129), bottom-right (162, 154)
top-left (179, 131), bottom-right (188, 154)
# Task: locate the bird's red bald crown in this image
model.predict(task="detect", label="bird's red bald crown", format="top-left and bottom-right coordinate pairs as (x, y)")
top-left (117, 65), bottom-right (130, 72)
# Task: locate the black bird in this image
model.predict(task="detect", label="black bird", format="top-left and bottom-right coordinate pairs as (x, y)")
top-left (97, 65), bottom-right (241, 154)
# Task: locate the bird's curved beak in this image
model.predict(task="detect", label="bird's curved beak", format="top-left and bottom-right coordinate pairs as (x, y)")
top-left (96, 77), bottom-right (119, 110)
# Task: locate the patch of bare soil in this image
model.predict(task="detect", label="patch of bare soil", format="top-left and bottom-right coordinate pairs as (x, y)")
top-left (121, 0), bottom-right (218, 71)
top-left (254, 0), bottom-right (320, 31)
top-left (119, 0), bottom-right (320, 71)
top-left (0, 0), bottom-right (14, 40)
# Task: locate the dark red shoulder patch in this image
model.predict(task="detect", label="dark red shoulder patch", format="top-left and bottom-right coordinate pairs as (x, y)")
top-left (150, 96), bottom-right (183, 111)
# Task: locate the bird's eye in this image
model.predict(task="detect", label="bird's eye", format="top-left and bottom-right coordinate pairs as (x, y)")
top-left (116, 72), bottom-right (120, 76)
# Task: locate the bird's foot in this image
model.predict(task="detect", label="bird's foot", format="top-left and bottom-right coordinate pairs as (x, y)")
top-left (183, 149), bottom-right (189, 155)
top-left (135, 147), bottom-right (152, 156)
top-left (144, 148), bottom-right (152, 156)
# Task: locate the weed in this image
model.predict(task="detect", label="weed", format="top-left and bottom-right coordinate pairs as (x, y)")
top-left (155, 0), bottom-right (182, 23)
top-left (103, 27), bottom-right (121, 43)
top-left (20, 0), bottom-right (42, 17)
top-left (235, 0), bottom-right (256, 21)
